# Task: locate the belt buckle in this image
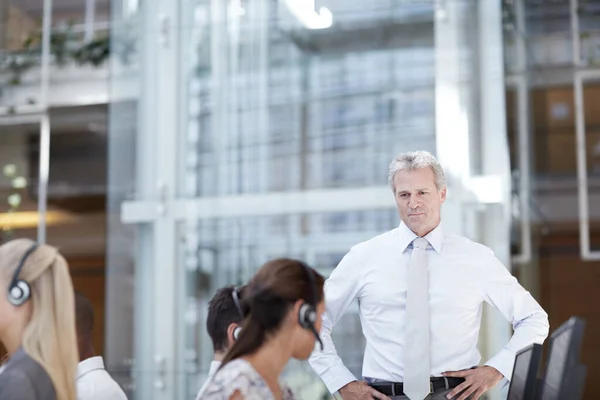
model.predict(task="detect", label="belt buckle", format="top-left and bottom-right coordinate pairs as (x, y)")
top-left (430, 381), bottom-right (434, 394)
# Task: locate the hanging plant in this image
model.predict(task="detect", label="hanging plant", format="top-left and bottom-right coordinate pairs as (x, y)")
top-left (22, 22), bottom-right (77, 66)
top-left (72, 36), bottom-right (110, 67)
top-left (4, 54), bottom-right (36, 86)
top-left (0, 18), bottom-right (138, 96)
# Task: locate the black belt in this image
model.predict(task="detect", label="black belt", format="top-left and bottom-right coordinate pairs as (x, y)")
top-left (370, 377), bottom-right (465, 397)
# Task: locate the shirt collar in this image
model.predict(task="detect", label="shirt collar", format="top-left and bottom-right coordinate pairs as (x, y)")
top-left (398, 221), bottom-right (443, 254)
top-left (208, 360), bottom-right (221, 377)
top-left (77, 356), bottom-right (105, 379)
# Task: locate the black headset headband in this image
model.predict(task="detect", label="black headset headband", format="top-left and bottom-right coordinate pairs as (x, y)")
top-left (298, 261), bottom-right (317, 306)
top-left (9, 243), bottom-right (39, 289)
top-left (232, 286), bottom-right (244, 320)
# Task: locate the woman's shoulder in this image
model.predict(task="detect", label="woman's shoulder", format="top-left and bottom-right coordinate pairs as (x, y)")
top-left (0, 349), bottom-right (56, 400)
top-left (199, 359), bottom-right (273, 400)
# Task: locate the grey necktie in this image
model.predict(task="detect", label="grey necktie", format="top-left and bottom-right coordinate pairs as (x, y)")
top-left (404, 237), bottom-right (431, 400)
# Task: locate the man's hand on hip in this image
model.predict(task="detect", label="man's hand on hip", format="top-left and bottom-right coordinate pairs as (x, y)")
top-left (338, 380), bottom-right (391, 400)
top-left (443, 366), bottom-right (503, 400)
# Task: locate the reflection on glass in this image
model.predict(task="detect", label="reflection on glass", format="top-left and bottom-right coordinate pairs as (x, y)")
top-left (177, 1), bottom-right (437, 398)
top-left (181, 0), bottom-right (436, 198)
top-left (0, 123), bottom-right (40, 244)
top-left (181, 209), bottom-right (399, 398)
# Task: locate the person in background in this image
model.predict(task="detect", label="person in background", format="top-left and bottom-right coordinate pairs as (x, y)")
top-left (195, 284), bottom-right (247, 399)
top-left (0, 239), bottom-right (79, 400)
top-left (74, 291), bottom-right (127, 400)
top-left (309, 151), bottom-right (549, 400)
top-left (200, 258), bottom-right (325, 400)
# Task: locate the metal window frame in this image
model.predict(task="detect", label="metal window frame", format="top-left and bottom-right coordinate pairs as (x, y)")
top-left (36, 0), bottom-right (53, 244)
top-left (505, 75), bottom-right (532, 265)
top-left (574, 69), bottom-right (600, 261)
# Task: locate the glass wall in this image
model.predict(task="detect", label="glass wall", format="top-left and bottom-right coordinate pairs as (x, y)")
top-left (0, 0), bottom-right (111, 361)
top-left (108, 1), bottom-right (511, 399)
top-left (179, 2), bottom-right (435, 396)
top-left (502, 1), bottom-right (600, 397)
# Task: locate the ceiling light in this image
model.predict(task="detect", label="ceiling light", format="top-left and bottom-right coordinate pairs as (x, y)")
top-left (284, 0), bottom-right (333, 30)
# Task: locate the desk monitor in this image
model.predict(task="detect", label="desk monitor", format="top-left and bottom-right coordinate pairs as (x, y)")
top-left (569, 363), bottom-right (587, 400)
top-left (508, 343), bottom-right (543, 400)
top-left (539, 317), bottom-right (586, 400)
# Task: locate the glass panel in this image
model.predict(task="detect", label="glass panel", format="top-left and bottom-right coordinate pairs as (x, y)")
top-left (106, 0), bottom-right (141, 396)
top-left (504, 3), bottom-right (600, 398)
top-left (0, 120), bottom-right (40, 358)
top-left (583, 79), bottom-right (600, 252)
top-left (0, 121), bottom-right (39, 243)
top-left (177, 1), bottom-right (436, 397)
top-left (43, 105), bottom-right (109, 359)
top-left (179, 209), bottom-right (398, 398)
top-left (0, 1), bottom-right (112, 109)
top-left (0, 1), bottom-right (43, 109)
top-left (179, 0), bottom-right (436, 198)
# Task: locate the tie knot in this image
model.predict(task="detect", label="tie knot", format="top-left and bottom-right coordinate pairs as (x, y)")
top-left (412, 237), bottom-right (428, 250)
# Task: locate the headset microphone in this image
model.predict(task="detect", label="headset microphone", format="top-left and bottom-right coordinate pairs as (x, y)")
top-left (298, 262), bottom-right (324, 351)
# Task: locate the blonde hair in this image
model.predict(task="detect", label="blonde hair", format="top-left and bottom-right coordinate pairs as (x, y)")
top-left (0, 239), bottom-right (78, 400)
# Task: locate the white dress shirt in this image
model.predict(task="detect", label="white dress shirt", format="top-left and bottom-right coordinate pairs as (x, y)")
top-left (195, 360), bottom-right (221, 400)
top-left (308, 222), bottom-right (549, 394)
top-left (77, 356), bottom-right (128, 400)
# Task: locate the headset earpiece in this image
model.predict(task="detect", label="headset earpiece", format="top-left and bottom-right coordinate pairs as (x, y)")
top-left (233, 326), bottom-right (242, 340)
top-left (7, 243), bottom-right (38, 307)
top-left (7, 280), bottom-right (31, 306)
top-left (298, 302), bottom-right (317, 329)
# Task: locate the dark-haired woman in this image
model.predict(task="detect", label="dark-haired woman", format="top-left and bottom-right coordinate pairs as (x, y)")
top-left (200, 258), bottom-right (325, 400)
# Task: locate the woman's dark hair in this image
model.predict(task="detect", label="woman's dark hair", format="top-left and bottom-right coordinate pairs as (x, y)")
top-left (221, 258), bottom-right (325, 365)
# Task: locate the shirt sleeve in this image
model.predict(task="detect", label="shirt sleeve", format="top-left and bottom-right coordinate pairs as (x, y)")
top-left (308, 248), bottom-right (363, 394)
top-left (0, 370), bottom-right (38, 400)
top-left (477, 250), bottom-right (550, 380)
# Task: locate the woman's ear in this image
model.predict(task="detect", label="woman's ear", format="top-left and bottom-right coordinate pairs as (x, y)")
top-left (292, 299), bottom-right (304, 325)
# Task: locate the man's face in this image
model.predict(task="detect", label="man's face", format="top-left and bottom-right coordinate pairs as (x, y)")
top-left (393, 167), bottom-right (446, 237)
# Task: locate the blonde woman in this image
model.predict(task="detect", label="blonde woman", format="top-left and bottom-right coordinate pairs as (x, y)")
top-left (0, 239), bottom-right (79, 400)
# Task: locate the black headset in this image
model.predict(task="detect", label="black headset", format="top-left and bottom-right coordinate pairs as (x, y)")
top-left (7, 243), bottom-right (39, 307)
top-left (297, 261), bottom-right (323, 351)
top-left (230, 262), bottom-right (323, 351)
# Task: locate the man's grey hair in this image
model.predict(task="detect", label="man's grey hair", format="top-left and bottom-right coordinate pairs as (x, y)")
top-left (388, 150), bottom-right (447, 191)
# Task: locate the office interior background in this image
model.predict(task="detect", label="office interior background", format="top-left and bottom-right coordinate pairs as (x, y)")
top-left (0, 0), bottom-right (599, 399)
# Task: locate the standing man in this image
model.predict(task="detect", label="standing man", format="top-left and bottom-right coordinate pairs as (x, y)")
top-left (195, 285), bottom-right (245, 400)
top-left (75, 291), bottom-right (128, 400)
top-left (309, 151), bottom-right (549, 400)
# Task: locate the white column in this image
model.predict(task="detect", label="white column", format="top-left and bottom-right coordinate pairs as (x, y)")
top-left (434, 0), bottom-right (471, 236)
top-left (479, 2), bottom-right (512, 399)
top-left (435, 2), bottom-right (512, 399)
top-left (151, 0), bottom-right (180, 397)
top-left (37, 0), bottom-right (52, 243)
top-left (478, 5), bottom-right (512, 396)
top-left (128, 0), bottom-right (181, 398)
